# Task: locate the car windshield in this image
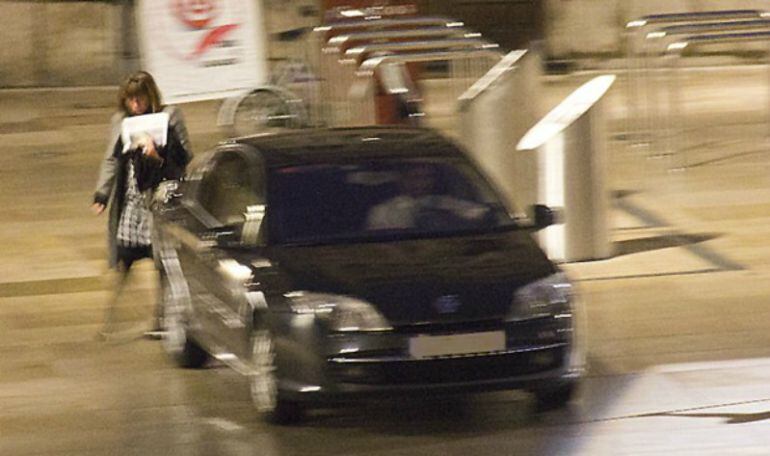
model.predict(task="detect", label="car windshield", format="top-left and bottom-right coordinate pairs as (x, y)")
top-left (268, 158), bottom-right (518, 245)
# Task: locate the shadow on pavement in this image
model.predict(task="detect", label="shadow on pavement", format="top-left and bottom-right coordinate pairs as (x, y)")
top-left (613, 233), bottom-right (721, 257)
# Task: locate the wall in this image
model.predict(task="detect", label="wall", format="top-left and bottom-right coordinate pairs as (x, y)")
top-left (0, 0), bottom-right (319, 88)
top-left (0, 1), bottom-right (123, 87)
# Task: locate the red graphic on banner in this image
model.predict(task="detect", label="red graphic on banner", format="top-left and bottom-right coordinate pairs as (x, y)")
top-left (173, 0), bottom-right (218, 29)
top-left (191, 23), bottom-right (239, 58)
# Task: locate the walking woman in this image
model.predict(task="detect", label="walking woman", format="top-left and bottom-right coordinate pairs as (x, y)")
top-left (91, 71), bottom-right (192, 339)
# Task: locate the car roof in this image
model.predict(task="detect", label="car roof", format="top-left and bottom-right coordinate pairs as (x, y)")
top-left (231, 127), bottom-right (465, 168)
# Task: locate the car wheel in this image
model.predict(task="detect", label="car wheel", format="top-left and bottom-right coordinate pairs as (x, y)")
top-left (532, 381), bottom-right (578, 412)
top-left (161, 271), bottom-right (208, 369)
top-left (249, 328), bottom-right (302, 424)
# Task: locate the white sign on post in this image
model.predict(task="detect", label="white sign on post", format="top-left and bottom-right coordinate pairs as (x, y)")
top-left (136, 0), bottom-right (267, 104)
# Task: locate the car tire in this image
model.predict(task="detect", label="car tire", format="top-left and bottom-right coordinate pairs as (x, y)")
top-left (161, 271), bottom-right (208, 369)
top-left (532, 381), bottom-right (579, 412)
top-left (249, 328), bottom-right (302, 425)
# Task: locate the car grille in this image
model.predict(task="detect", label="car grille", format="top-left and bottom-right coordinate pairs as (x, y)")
top-left (394, 317), bottom-right (565, 342)
top-left (329, 345), bottom-right (566, 385)
top-left (394, 319), bottom-right (503, 335)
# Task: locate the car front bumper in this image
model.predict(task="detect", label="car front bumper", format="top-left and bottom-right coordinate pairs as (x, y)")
top-left (277, 341), bottom-right (582, 403)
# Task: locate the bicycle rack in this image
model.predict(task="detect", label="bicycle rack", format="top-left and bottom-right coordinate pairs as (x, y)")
top-left (342, 38), bottom-right (497, 64)
top-left (663, 30), bottom-right (770, 169)
top-left (310, 15), bottom-right (466, 61)
top-left (624, 10), bottom-right (768, 146)
top-left (219, 14), bottom-right (506, 135)
top-left (349, 48), bottom-right (504, 126)
top-left (338, 38), bottom-right (499, 125)
top-left (641, 19), bottom-right (770, 155)
top-left (320, 26), bottom-right (473, 126)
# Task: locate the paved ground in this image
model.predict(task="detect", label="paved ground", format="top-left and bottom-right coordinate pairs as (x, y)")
top-left (3, 65), bottom-right (770, 455)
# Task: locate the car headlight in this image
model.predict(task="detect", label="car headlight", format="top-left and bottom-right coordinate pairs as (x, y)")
top-left (285, 291), bottom-right (393, 332)
top-left (507, 272), bottom-right (573, 321)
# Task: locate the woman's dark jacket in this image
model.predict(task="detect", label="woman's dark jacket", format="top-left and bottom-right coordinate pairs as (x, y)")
top-left (93, 106), bottom-right (192, 268)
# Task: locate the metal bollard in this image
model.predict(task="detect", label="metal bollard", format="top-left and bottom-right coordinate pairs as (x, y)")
top-left (517, 75), bottom-right (616, 263)
top-left (457, 49), bottom-right (541, 216)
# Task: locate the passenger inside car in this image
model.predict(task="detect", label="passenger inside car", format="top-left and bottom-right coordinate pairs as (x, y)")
top-left (365, 163), bottom-right (490, 230)
top-left (267, 160), bottom-right (508, 244)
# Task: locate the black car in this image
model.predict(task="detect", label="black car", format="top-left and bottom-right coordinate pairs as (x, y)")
top-left (153, 127), bottom-right (584, 423)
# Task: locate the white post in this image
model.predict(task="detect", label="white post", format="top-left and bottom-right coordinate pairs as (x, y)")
top-left (517, 75), bottom-right (616, 262)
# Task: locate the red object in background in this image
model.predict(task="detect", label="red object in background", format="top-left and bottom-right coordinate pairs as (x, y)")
top-left (321, 1), bottom-right (423, 126)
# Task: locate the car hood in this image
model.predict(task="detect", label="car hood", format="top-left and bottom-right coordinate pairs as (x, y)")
top-left (266, 230), bottom-right (556, 326)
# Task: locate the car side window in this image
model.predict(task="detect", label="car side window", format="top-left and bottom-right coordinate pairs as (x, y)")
top-left (198, 152), bottom-right (261, 226)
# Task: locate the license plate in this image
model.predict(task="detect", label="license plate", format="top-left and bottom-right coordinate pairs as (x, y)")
top-left (409, 331), bottom-right (505, 359)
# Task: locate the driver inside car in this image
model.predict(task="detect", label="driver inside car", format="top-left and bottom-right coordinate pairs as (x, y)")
top-left (366, 164), bottom-right (489, 231)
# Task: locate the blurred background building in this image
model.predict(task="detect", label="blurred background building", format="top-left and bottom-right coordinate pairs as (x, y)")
top-left (3, 0), bottom-right (770, 88)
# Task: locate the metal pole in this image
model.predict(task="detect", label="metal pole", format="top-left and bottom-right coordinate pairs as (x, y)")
top-left (624, 26), bottom-right (641, 148)
top-left (765, 40), bottom-right (770, 142)
top-left (665, 46), bottom-right (684, 170)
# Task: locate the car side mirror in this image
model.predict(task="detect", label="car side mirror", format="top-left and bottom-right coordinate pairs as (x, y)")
top-left (532, 204), bottom-right (557, 230)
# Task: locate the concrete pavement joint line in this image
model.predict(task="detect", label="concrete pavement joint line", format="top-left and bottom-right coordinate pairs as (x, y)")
top-left (613, 195), bottom-right (746, 272)
top-left (570, 397), bottom-right (770, 426)
top-left (652, 357), bottom-right (770, 374)
top-left (680, 147), bottom-right (770, 169)
top-left (573, 268), bottom-right (723, 283)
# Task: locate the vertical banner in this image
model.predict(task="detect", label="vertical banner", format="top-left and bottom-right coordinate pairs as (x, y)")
top-left (136, 0), bottom-right (267, 104)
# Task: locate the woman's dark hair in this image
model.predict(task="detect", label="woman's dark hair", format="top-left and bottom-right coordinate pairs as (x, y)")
top-left (118, 71), bottom-right (163, 115)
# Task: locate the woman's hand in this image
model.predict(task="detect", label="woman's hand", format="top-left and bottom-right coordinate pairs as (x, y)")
top-left (143, 140), bottom-right (162, 162)
top-left (91, 202), bottom-right (106, 215)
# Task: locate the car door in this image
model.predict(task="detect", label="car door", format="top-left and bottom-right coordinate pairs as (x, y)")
top-left (202, 151), bottom-right (269, 358)
top-left (177, 146), bottom-right (264, 358)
